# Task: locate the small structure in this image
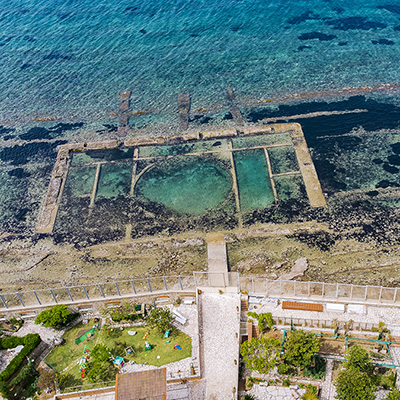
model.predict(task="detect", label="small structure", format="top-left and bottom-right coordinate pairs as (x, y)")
top-left (113, 356), bottom-right (124, 369)
top-left (115, 369), bottom-right (167, 400)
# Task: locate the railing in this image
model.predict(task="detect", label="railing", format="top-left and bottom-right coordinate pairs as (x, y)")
top-left (240, 276), bottom-right (400, 305)
top-left (0, 275), bottom-right (196, 311)
top-left (2, 272), bottom-right (400, 313)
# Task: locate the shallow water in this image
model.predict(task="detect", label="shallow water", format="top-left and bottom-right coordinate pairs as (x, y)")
top-left (135, 156), bottom-right (233, 215)
top-left (3, 0), bottom-right (400, 242)
top-left (233, 148), bottom-right (275, 211)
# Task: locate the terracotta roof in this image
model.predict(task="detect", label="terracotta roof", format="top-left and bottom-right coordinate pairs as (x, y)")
top-left (115, 369), bottom-right (166, 400)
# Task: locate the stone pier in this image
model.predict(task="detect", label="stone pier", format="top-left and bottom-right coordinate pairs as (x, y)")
top-left (289, 123), bottom-right (327, 208)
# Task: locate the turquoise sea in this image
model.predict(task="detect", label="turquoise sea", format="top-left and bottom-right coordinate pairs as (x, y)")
top-left (3, 0), bottom-right (400, 241)
top-left (1, 0), bottom-right (400, 122)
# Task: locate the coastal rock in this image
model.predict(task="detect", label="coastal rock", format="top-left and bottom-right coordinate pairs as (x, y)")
top-left (278, 257), bottom-right (309, 280)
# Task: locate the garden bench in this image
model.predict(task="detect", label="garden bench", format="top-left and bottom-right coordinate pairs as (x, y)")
top-left (282, 301), bottom-right (323, 312)
top-left (172, 309), bottom-right (187, 325)
top-left (181, 295), bottom-right (195, 305)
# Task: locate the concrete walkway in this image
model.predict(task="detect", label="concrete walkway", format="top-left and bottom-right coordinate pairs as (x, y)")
top-left (320, 359), bottom-right (334, 400)
top-left (199, 289), bottom-right (240, 400)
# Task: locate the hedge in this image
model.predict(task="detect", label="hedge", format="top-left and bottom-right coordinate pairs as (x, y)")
top-left (0, 334), bottom-right (41, 382)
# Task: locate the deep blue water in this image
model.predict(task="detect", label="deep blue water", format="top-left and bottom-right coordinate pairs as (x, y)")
top-left (2, 0), bottom-right (400, 124)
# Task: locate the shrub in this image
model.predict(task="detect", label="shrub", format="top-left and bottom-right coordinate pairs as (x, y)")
top-left (282, 378), bottom-right (290, 386)
top-left (283, 330), bottom-right (320, 370)
top-left (0, 333), bottom-right (41, 382)
top-left (247, 312), bottom-right (275, 333)
top-left (346, 344), bottom-right (372, 374)
top-left (386, 389), bottom-right (400, 400)
top-left (146, 307), bottom-right (174, 334)
top-left (303, 355), bottom-right (327, 379)
top-left (278, 363), bottom-right (291, 375)
top-left (37, 368), bottom-right (57, 392)
top-left (35, 305), bottom-right (71, 328)
top-left (240, 337), bottom-right (280, 374)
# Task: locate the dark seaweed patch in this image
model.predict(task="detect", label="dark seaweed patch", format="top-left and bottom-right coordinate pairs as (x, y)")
top-left (43, 52), bottom-right (72, 61)
top-left (7, 168), bottom-right (31, 179)
top-left (376, 179), bottom-right (400, 188)
top-left (125, 6), bottom-right (138, 12)
top-left (333, 7), bottom-right (345, 14)
top-left (288, 230), bottom-right (336, 252)
top-left (326, 17), bottom-right (386, 30)
top-left (0, 125), bottom-right (15, 136)
top-left (84, 147), bottom-right (134, 161)
top-left (22, 35), bottom-right (35, 42)
top-left (298, 32), bottom-right (337, 41)
top-left (298, 45), bottom-right (312, 51)
top-left (189, 114), bottom-right (212, 124)
top-left (373, 158), bottom-right (383, 164)
top-left (338, 41), bottom-right (348, 46)
top-left (378, 5), bottom-right (400, 14)
top-left (372, 38), bottom-right (394, 45)
top-left (391, 143), bottom-right (400, 153)
top-left (0, 140), bottom-right (67, 165)
top-left (383, 163), bottom-right (399, 173)
top-left (394, 26), bottom-right (400, 31)
top-left (388, 154), bottom-right (400, 165)
top-left (19, 122), bottom-right (83, 140)
top-left (287, 11), bottom-right (320, 25)
top-left (15, 208), bottom-right (29, 221)
top-left (20, 127), bottom-right (52, 140)
top-left (3, 134), bottom-right (16, 140)
top-left (222, 112), bottom-right (233, 120)
top-left (246, 96), bottom-right (400, 149)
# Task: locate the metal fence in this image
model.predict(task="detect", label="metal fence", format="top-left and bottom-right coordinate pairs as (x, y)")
top-left (240, 276), bottom-right (400, 305)
top-left (2, 272), bottom-right (400, 313)
top-left (0, 275), bottom-right (196, 311)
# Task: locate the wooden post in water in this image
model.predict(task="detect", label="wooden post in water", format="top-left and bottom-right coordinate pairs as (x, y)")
top-left (226, 87), bottom-right (244, 126)
top-left (118, 90), bottom-right (131, 133)
top-left (178, 93), bottom-right (191, 131)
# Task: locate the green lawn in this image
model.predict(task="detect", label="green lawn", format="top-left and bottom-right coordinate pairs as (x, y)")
top-left (45, 320), bottom-right (191, 382)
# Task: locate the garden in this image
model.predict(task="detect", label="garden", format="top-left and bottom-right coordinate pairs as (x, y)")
top-left (240, 311), bottom-right (400, 400)
top-left (43, 304), bottom-right (192, 390)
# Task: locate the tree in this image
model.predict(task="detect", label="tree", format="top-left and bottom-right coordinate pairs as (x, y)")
top-left (91, 344), bottom-right (111, 362)
top-left (86, 361), bottom-right (116, 383)
top-left (345, 344), bottom-right (373, 373)
top-left (386, 389), bottom-right (400, 400)
top-left (146, 307), bottom-right (174, 334)
top-left (35, 305), bottom-right (71, 328)
top-left (86, 344), bottom-right (115, 384)
top-left (283, 330), bottom-right (320, 369)
top-left (240, 337), bottom-right (280, 374)
top-left (335, 366), bottom-right (376, 400)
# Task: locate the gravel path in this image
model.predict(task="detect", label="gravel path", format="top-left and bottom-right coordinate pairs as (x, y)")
top-left (248, 384), bottom-right (306, 399)
top-left (200, 289), bottom-right (240, 400)
top-left (320, 359), bottom-right (334, 400)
